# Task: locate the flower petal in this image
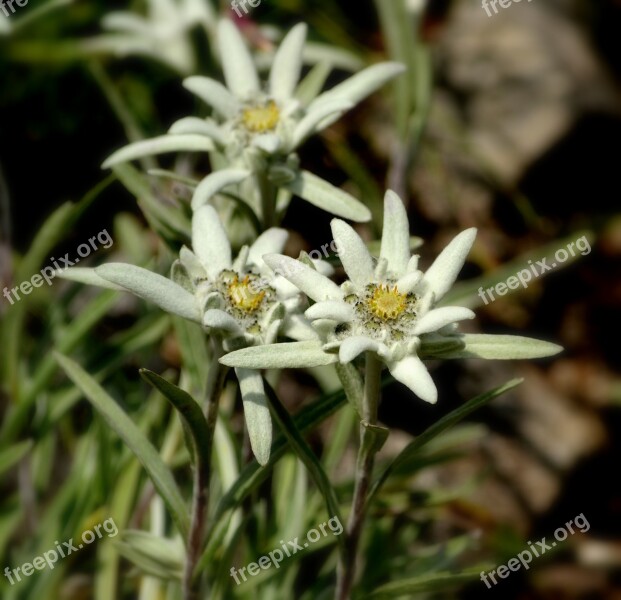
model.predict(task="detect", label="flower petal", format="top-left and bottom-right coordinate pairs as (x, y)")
top-left (191, 168), bottom-right (252, 211)
top-left (168, 117), bottom-right (227, 145)
top-left (310, 62), bottom-right (406, 123)
top-left (95, 263), bottom-right (201, 323)
top-left (396, 271), bottom-right (422, 294)
top-left (203, 309), bottom-right (242, 335)
top-left (182, 75), bottom-right (241, 118)
top-left (305, 300), bottom-right (353, 323)
top-left (192, 205), bottom-right (232, 279)
top-left (269, 23), bottom-right (307, 102)
top-left (413, 306), bottom-right (475, 336)
top-left (282, 314), bottom-right (317, 341)
top-left (220, 341), bottom-right (337, 369)
top-left (423, 228), bottom-right (477, 303)
top-left (331, 219), bottom-right (374, 286)
top-left (388, 355), bottom-right (437, 404)
top-left (380, 190), bottom-right (410, 275)
top-left (251, 133), bottom-right (281, 154)
top-left (339, 336), bottom-right (383, 363)
top-left (235, 368), bottom-right (272, 465)
top-left (218, 19), bottom-right (259, 98)
top-left (263, 254), bottom-right (343, 302)
top-left (57, 267), bottom-right (126, 291)
top-left (291, 99), bottom-right (353, 148)
top-left (248, 228), bottom-right (289, 268)
top-left (284, 170), bottom-right (371, 222)
top-left (102, 135), bottom-right (214, 168)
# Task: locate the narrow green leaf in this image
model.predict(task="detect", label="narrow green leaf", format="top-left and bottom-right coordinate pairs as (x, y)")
top-left (369, 379), bottom-right (523, 502)
top-left (140, 369), bottom-right (211, 479)
top-left (0, 440), bottom-right (33, 477)
top-left (367, 567), bottom-right (487, 598)
top-left (263, 380), bottom-right (344, 549)
top-left (55, 353), bottom-right (189, 538)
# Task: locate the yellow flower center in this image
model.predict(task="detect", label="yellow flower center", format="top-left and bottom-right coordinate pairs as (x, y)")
top-left (228, 275), bottom-right (266, 313)
top-left (241, 101), bottom-right (280, 133)
top-left (367, 284), bottom-right (407, 321)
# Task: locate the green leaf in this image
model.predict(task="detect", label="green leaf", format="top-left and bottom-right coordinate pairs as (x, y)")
top-left (369, 379), bottom-right (523, 502)
top-left (263, 380), bottom-right (344, 549)
top-left (442, 230), bottom-right (595, 309)
top-left (335, 362), bottom-right (363, 418)
top-left (283, 170), bottom-right (371, 222)
top-left (367, 567), bottom-right (487, 598)
top-left (55, 353), bottom-right (190, 538)
top-left (0, 440), bottom-right (33, 477)
top-left (220, 341), bottom-right (338, 370)
top-left (422, 333), bottom-right (563, 360)
top-left (198, 386), bottom-right (348, 572)
top-left (140, 369), bottom-right (211, 478)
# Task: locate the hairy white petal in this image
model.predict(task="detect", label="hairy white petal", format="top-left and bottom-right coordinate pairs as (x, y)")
top-left (396, 271), bottom-right (422, 294)
top-left (220, 341), bottom-right (337, 369)
top-left (191, 169), bottom-right (251, 211)
top-left (235, 368), bottom-right (272, 466)
top-left (248, 228), bottom-right (288, 269)
top-left (305, 300), bottom-right (353, 323)
top-left (168, 117), bottom-right (227, 145)
top-left (339, 336), bottom-right (382, 363)
top-left (102, 135), bottom-right (214, 168)
top-left (284, 170), bottom-right (371, 222)
top-left (263, 254), bottom-right (343, 302)
top-left (291, 99), bottom-right (352, 148)
top-left (388, 355), bottom-right (437, 404)
top-left (57, 267), bottom-right (126, 291)
top-left (423, 228), bottom-right (477, 303)
top-left (218, 19), bottom-right (259, 97)
top-left (380, 190), bottom-right (410, 275)
top-left (203, 309), bottom-right (242, 335)
top-left (192, 205), bottom-right (232, 279)
top-left (95, 264), bottom-right (201, 323)
top-left (269, 23), bottom-right (307, 102)
top-left (413, 306), bottom-right (475, 336)
top-left (182, 76), bottom-right (241, 118)
top-left (331, 219), bottom-right (374, 286)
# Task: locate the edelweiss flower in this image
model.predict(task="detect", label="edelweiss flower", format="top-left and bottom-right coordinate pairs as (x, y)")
top-left (59, 205), bottom-right (306, 465)
top-left (221, 191), bottom-right (563, 404)
top-left (83, 0), bottom-right (216, 74)
top-left (103, 19), bottom-right (405, 222)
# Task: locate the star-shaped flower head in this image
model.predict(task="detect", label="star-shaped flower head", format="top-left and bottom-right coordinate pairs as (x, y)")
top-left (222, 191), bottom-right (563, 404)
top-left (257, 191), bottom-right (477, 404)
top-left (59, 205), bottom-right (306, 465)
top-left (103, 19), bottom-right (405, 223)
top-left (83, 0), bottom-right (216, 74)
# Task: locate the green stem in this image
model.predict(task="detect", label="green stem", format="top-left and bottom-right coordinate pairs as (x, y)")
top-left (183, 340), bottom-right (229, 600)
top-left (257, 171), bottom-right (276, 230)
top-left (335, 352), bottom-right (382, 600)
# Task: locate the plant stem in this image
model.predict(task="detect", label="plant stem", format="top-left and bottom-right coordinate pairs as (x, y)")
top-left (257, 171), bottom-right (276, 230)
top-left (183, 340), bottom-right (228, 600)
top-left (335, 352), bottom-right (382, 600)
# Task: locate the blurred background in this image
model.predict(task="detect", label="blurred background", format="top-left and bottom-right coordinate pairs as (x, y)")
top-left (1, 0), bottom-right (620, 598)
